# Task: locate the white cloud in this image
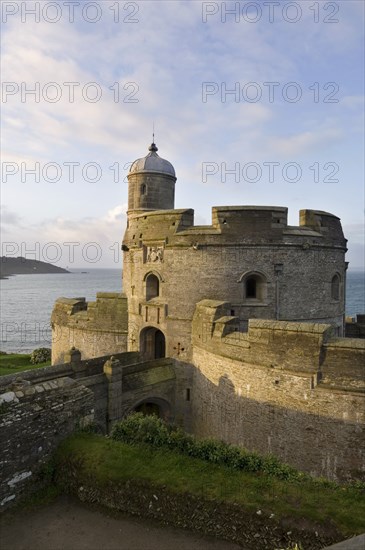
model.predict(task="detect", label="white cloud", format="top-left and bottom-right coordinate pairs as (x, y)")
top-left (341, 96), bottom-right (365, 110)
top-left (1, 204), bottom-right (127, 268)
top-left (268, 128), bottom-right (342, 156)
top-left (0, 0), bottom-right (363, 269)
top-left (0, 205), bottom-right (23, 228)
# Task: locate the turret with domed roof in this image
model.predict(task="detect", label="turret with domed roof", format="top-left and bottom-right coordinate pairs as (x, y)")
top-left (127, 141), bottom-right (176, 212)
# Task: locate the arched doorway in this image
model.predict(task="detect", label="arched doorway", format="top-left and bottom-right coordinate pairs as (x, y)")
top-left (132, 397), bottom-right (171, 422)
top-left (155, 330), bottom-right (165, 358)
top-left (135, 402), bottom-right (161, 416)
top-left (140, 327), bottom-right (166, 360)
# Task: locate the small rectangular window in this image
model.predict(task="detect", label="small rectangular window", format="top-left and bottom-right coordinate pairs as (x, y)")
top-left (185, 388), bottom-right (191, 401)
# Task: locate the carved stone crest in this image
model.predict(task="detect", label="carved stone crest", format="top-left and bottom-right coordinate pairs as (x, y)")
top-left (147, 246), bottom-right (164, 262)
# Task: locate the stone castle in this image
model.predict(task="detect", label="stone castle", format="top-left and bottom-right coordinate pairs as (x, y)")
top-left (49, 141), bottom-right (364, 481)
top-left (1, 142), bottom-right (363, 508)
top-left (53, 140), bottom-right (348, 364)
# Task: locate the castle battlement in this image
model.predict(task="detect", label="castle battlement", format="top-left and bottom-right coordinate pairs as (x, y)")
top-left (51, 293), bottom-right (128, 365)
top-left (124, 206), bottom-right (347, 250)
top-left (191, 300), bottom-right (365, 481)
top-left (192, 300), bottom-right (365, 388)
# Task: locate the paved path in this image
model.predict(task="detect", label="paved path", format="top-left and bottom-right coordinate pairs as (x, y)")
top-left (322, 534), bottom-right (365, 550)
top-left (0, 495), bottom-right (244, 550)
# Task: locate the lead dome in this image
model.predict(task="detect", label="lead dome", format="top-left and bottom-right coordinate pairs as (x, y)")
top-left (129, 142), bottom-right (176, 177)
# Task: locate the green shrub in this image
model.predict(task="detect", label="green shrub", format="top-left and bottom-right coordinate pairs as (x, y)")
top-left (110, 412), bottom-right (170, 446)
top-left (110, 413), bottom-right (307, 481)
top-left (30, 347), bottom-right (51, 364)
top-left (193, 438), bottom-right (228, 464)
top-left (110, 412), bottom-right (145, 442)
top-left (137, 414), bottom-right (170, 446)
top-left (167, 427), bottom-right (194, 454)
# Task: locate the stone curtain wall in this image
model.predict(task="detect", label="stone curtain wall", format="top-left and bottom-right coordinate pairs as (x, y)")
top-left (191, 347), bottom-right (364, 481)
top-left (0, 377), bottom-right (94, 509)
top-left (51, 293), bottom-right (128, 365)
top-left (191, 301), bottom-right (365, 481)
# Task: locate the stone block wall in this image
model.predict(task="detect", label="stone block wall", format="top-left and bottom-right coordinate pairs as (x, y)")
top-left (345, 314), bottom-right (365, 339)
top-left (0, 377), bottom-right (94, 509)
top-left (0, 349), bottom-right (194, 510)
top-left (322, 338), bottom-right (365, 387)
top-left (121, 207), bottom-right (347, 369)
top-left (51, 293), bottom-right (128, 364)
top-left (191, 300), bottom-right (365, 481)
top-left (103, 356), bottom-right (193, 432)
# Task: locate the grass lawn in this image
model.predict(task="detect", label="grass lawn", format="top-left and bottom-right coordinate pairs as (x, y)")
top-left (56, 433), bottom-right (365, 537)
top-left (0, 353), bottom-right (51, 376)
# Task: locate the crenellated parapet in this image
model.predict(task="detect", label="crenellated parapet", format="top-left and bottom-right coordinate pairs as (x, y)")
top-left (123, 205), bottom-right (347, 353)
top-left (191, 300), bottom-right (365, 481)
top-left (123, 206), bottom-right (347, 249)
top-left (192, 300), bottom-right (365, 388)
top-left (51, 293), bottom-right (128, 365)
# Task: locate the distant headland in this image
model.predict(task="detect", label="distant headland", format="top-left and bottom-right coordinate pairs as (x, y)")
top-left (0, 257), bottom-right (70, 278)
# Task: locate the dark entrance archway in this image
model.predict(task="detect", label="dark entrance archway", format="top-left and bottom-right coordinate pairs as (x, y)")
top-left (140, 327), bottom-right (166, 360)
top-left (135, 402), bottom-right (161, 417)
top-left (132, 397), bottom-right (171, 422)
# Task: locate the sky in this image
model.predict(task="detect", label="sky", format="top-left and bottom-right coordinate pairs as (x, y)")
top-left (1, 0), bottom-right (364, 269)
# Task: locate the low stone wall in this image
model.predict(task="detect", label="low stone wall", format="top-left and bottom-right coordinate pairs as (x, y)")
top-left (54, 457), bottom-right (342, 550)
top-left (0, 350), bottom-right (193, 510)
top-left (0, 377), bottom-right (94, 509)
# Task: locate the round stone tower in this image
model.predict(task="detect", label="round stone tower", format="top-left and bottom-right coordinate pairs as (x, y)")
top-left (127, 142), bottom-right (176, 212)
top-left (123, 142), bottom-right (348, 362)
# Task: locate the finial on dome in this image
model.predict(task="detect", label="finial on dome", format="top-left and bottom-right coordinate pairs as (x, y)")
top-left (149, 142), bottom-right (158, 152)
top-left (149, 122), bottom-right (158, 152)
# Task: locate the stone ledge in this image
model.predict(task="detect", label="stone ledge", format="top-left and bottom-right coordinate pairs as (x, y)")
top-left (0, 377), bottom-right (79, 403)
top-left (325, 338), bottom-right (365, 350)
top-left (248, 319), bottom-right (332, 333)
top-left (96, 292), bottom-right (125, 299)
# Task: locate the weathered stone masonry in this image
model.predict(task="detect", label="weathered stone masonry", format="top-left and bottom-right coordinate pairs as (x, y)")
top-left (191, 300), bottom-right (365, 481)
top-left (0, 350), bottom-right (193, 509)
top-left (51, 293), bottom-right (128, 365)
top-left (0, 376), bottom-right (93, 508)
top-left (47, 141), bottom-right (364, 489)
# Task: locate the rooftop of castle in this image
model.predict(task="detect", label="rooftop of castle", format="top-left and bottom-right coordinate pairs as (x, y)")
top-left (129, 141), bottom-right (176, 177)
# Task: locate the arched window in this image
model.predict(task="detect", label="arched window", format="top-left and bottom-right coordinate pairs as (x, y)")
top-left (146, 273), bottom-right (159, 300)
top-left (331, 274), bottom-right (340, 301)
top-left (246, 277), bottom-right (257, 298)
top-left (240, 272), bottom-right (267, 302)
top-left (141, 184), bottom-right (146, 195)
